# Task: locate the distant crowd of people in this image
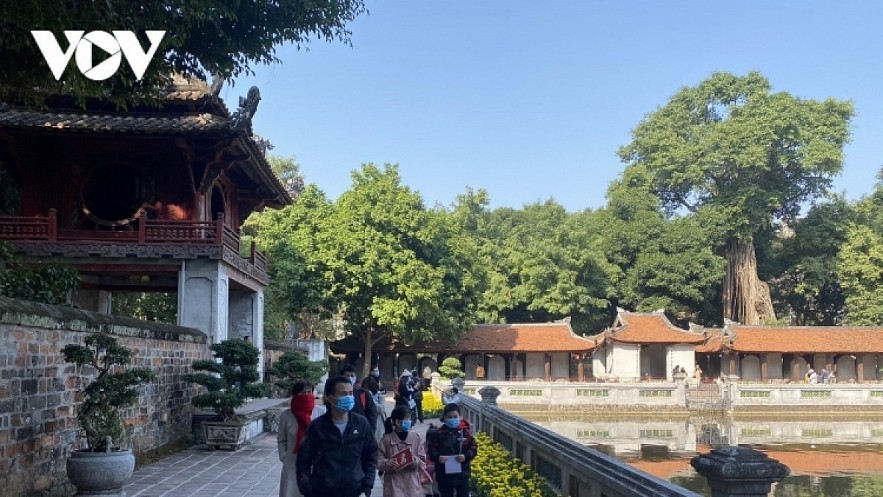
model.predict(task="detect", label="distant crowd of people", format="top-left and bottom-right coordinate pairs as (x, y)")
top-left (276, 364), bottom-right (476, 497)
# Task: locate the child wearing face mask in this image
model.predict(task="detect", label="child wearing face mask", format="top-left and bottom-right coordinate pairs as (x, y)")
top-left (377, 406), bottom-right (426, 497)
top-left (426, 404), bottom-right (477, 497)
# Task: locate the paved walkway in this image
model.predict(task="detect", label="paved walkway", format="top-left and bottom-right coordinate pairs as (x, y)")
top-left (124, 402), bottom-right (432, 497)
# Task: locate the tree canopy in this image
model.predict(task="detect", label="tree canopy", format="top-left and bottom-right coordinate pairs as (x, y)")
top-left (0, 1), bottom-right (367, 105)
top-left (618, 71), bottom-right (853, 324)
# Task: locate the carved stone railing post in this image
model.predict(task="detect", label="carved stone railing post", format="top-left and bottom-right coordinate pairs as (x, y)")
top-left (478, 385), bottom-right (501, 406)
top-left (691, 445), bottom-right (789, 497)
top-left (477, 386), bottom-right (500, 433)
top-left (451, 377), bottom-right (465, 392)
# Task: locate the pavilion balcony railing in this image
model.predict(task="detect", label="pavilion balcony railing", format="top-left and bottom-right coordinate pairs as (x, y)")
top-left (0, 209), bottom-right (267, 272)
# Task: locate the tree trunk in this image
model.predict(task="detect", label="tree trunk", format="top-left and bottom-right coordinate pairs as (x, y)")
top-left (722, 237), bottom-right (776, 325)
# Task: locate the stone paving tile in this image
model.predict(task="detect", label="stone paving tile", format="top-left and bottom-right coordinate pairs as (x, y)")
top-left (125, 400), bottom-right (433, 497)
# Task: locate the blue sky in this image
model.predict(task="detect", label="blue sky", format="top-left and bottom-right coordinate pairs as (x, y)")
top-left (230, 1), bottom-right (883, 212)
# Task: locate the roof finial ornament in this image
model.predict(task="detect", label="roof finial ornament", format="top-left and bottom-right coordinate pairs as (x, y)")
top-left (232, 86), bottom-right (261, 132)
top-left (210, 72), bottom-right (225, 97)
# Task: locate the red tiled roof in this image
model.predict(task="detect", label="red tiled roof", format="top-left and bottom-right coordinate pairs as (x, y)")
top-left (607, 312), bottom-right (705, 344)
top-left (446, 323), bottom-right (595, 353)
top-left (695, 328), bottom-right (727, 353)
top-left (729, 326), bottom-right (883, 353)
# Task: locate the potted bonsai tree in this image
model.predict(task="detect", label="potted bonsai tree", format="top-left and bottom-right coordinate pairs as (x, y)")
top-left (186, 338), bottom-right (271, 450)
top-left (61, 332), bottom-right (154, 495)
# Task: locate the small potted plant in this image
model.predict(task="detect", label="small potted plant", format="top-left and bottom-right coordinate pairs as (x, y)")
top-left (186, 338), bottom-right (271, 450)
top-left (61, 332), bottom-right (154, 495)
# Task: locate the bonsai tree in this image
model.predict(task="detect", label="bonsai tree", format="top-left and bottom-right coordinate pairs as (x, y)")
top-left (61, 332), bottom-right (154, 452)
top-left (267, 350), bottom-right (327, 394)
top-left (438, 357), bottom-right (466, 380)
top-left (186, 339), bottom-right (271, 421)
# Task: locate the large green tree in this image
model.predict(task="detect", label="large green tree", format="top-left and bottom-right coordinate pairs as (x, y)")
top-left (0, 1), bottom-right (367, 106)
top-left (323, 164), bottom-right (485, 377)
top-left (598, 174), bottom-right (725, 324)
top-left (245, 183), bottom-right (335, 341)
top-left (618, 72), bottom-right (853, 324)
top-left (837, 173), bottom-right (883, 325)
top-left (451, 191), bottom-right (612, 332)
top-left (764, 198), bottom-right (852, 325)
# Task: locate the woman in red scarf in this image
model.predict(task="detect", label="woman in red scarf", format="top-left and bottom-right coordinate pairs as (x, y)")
top-left (277, 380), bottom-right (319, 497)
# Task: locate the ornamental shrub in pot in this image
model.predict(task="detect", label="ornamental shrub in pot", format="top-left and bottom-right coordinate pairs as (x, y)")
top-left (61, 332), bottom-right (154, 495)
top-left (185, 339), bottom-right (271, 450)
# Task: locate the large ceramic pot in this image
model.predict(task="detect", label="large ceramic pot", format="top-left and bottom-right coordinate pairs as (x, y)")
top-left (66, 449), bottom-right (135, 496)
top-left (203, 420), bottom-right (249, 451)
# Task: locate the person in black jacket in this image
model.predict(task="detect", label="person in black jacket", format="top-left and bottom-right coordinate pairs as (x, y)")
top-left (296, 375), bottom-right (378, 497)
top-left (340, 364), bottom-right (379, 432)
top-left (426, 403), bottom-right (477, 497)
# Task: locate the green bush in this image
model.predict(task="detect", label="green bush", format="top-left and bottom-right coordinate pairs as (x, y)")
top-left (0, 242), bottom-right (79, 305)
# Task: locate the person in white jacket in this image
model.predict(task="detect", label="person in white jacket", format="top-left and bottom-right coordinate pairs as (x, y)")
top-left (277, 380), bottom-right (325, 497)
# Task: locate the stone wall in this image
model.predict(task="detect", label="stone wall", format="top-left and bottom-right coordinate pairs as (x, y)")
top-left (0, 296), bottom-right (210, 497)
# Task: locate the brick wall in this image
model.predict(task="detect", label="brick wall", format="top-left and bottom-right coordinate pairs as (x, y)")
top-left (0, 296), bottom-right (211, 496)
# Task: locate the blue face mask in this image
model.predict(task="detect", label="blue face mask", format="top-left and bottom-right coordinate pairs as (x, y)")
top-left (445, 418), bottom-right (460, 429)
top-left (401, 420), bottom-right (412, 431)
top-left (335, 395), bottom-right (355, 412)
top-left (371, 371), bottom-right (380, 378)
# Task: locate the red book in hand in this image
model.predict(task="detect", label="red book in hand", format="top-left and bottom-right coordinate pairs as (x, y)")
top-left (391, 446), bottom-right (414, 470)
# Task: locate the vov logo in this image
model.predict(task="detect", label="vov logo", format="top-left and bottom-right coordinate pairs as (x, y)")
top-left (30, 31), bottom-right (166, 81)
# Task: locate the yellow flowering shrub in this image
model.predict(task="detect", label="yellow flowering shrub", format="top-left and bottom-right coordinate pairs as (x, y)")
top-left (422, 390), bottom-right (445, 419)
top-left (470, 432), bottom-right (560, 497)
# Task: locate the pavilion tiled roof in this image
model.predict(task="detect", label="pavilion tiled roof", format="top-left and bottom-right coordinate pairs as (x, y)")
top-left (605, 311), bottom-right (705, 344)
top-left (0, 110), bottom-right (232, 134)
top-left (727, 325), bottom-right (883, 353)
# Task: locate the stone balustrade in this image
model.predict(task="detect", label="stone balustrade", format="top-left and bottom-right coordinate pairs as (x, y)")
top-left (439, 382), bottom-right (789, 497)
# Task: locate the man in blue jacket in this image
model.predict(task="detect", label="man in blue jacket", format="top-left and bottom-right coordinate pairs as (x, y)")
top-left (296, 375), bottom-right (378, 497)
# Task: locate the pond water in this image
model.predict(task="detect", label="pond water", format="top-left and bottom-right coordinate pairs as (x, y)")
top-left (528, 414), bottom-right (883, 497)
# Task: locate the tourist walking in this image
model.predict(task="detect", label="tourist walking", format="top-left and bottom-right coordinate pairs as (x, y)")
top-left (426, 404), bottom-right (477, 497)
top-left (396, 370), bottom-right (416, 414)
top-left (341, 364), bottom-right (379, 433)
top-left (412, 376), bottom-right (425, 423)
top-left (296, 376), bottom-right (378, 497)
top-left (377, 406), bottom-right (425, 497)
top-left (422, 365), bottom-right (433, 387)
top-left (277, 380), bottom-right (320, 497)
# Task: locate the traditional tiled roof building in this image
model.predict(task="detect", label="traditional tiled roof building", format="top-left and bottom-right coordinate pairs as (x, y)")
top-left (697, 324), bottom-right (883, 383)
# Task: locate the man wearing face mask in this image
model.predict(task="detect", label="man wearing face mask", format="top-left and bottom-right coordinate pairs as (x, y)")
top-left (296, 375), bottom-right (378, 497)
top-left (340, 364), bottom-right (379, 432)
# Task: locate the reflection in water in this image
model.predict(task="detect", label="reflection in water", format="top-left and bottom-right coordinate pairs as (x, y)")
top-left (526, 413), bottom-right (883, 497)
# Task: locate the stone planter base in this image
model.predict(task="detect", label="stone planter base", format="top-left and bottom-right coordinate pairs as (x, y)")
top-left (66, 449), bottom-right (135, 496)
top-left (203, 420), bottom-right (249, 451)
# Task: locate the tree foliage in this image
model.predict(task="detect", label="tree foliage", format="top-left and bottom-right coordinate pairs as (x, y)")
top-left (323, 164), bottom-right (485, 376)
top-left (0, 1), bottom-right (367, 106)
top-left (267, 350), bottom-right (328, 394)
top-left (245, 183), bottom-right (335, 341)
top-left (0, 242), bottom-right (79, 305)
top-left (112, 292), bottom-right (177, 324)
top-left (438, 357), bottom-right (465, 380)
